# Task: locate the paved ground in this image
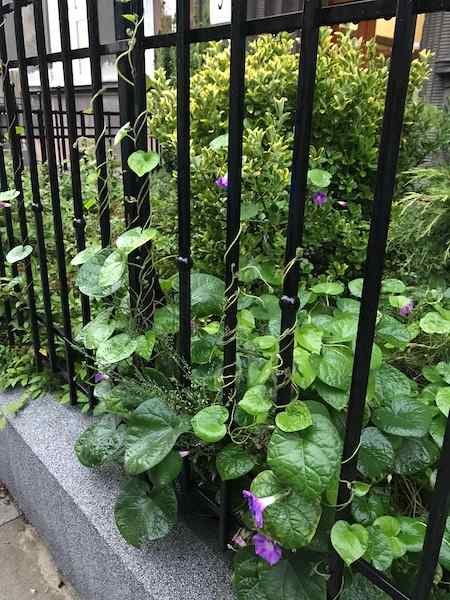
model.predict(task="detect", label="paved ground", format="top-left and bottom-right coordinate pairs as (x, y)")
top-left (0, 482), bottom-right (76, 600)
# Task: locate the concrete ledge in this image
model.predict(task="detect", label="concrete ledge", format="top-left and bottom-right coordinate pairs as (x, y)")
top-left (0, 391), bottom-right (232, 600)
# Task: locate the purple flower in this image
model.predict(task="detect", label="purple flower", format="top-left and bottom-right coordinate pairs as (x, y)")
top-left (94, 372), bottom-right (107, 383)
top-left (215, 173), bottom-right (228, 189)
top-left (399, 301), bottom-right (414, 317)
top-left (243, 490), bottom-right (280, 529)
top-left (253, 533), bottom-right (282, 566)
top-left (0, 202), bottom-right (11, 209)
top-left (313, 191), bottom-right (327, 206)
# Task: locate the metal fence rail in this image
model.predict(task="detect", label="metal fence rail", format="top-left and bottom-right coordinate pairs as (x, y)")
top-left (0, 1), bottom-right (449, 598)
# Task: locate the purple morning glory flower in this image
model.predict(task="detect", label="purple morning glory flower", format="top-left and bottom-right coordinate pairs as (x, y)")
top-left (253, 533), bottom-right (282, 566)
top-left (94, 372), bottom-right (107, 383)
top-left (313, 191), bottom-right (327, 206)
top-left (243, 490), bottom-right (280, 529)
top-left (215, 173), bottom-right (228, 189)
top-left (0, 202), bottom-right (11, 209)
top-left (399, 301), bottom-right (414, 317)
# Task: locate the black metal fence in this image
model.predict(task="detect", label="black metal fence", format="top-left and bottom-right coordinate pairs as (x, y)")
top-left (0, 0), bottom-right (450, 598)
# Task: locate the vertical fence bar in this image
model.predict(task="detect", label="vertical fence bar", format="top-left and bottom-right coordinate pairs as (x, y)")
top-left (0, 143), bottom-right (22, 328)
top-left (176, 0), bottom-right (191, 377)
top-left (276, 0), bottom-right (321, 406)
top-left (0, 229), bottom-right (14, 345)
top-left (13, 2), bottom-right (58, 371)
top-left (32, 0), bottom-right (77, 403)
top-left (133, 0), bottom-right (160, 324)
top-left (57, 88), bottom-right (67, 169)
top-left (86, 0), bottom-right (110, 248)
top-left (414, 418), bottom-right (450, 598)
top-left (54, 104), bottom-right (62, 168)
top-left (37, 93), bottom-right (46, 162)
top-left (327, 1), bottom-right (417, 596)
top-left (114, 0), bottom-right (158, 323)
top-left (57, 0), bottom-right (96, 408)
top-left (220, 0), bottom-right (247, 550)
top-left (0, 3), bottom-right (41, 368)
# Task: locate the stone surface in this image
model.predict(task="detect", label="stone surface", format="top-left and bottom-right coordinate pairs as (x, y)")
top-left (0, 391), bottom-right (233, 600)
top-left (0, 494), bottom-right (20, 526)
top-left (0, 513), bottom-right (76, 600)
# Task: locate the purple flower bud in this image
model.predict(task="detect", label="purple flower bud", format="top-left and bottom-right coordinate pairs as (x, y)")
top-left (215, 173), bottom-right (228, 190)
top-left (94, 372), bottom-right (107, 384)
top-left (232, 532), bottom-right (247, 548)
top-left (313, 191), bottom-right (327, 206)
top-left (399, 301), bottom-right (414, 317)
top-left (253, 533), bottom-right (282, 566)
top-left (0, 202), bottom-right (11, 208)
top-left (337, 200), bottom-right (348, 208)
top-left (179, 450), bottom-right (190, 458)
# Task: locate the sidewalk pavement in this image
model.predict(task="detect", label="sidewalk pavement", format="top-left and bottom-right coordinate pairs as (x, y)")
top-left (0, 482), bottom-right (76, 600)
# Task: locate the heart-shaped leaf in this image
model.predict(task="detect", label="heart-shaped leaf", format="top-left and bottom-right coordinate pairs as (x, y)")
top-left (127, 150), bottom-right (160, 177)
top-left (6, 244), bottom-right (33, 264)
top-left (268, 414), bottom-right (341, 499)
top-left (275, 400), bottom-right (312, 433)
top-left (76, 250), bottom-right (123, 297)
top-left (191, 405), bottom-right (228, 443)
top-left (116, 227), bottom-right (157, 255)
top-left (239, 385), bottom-right (272, 416)
top-left (70, 245), bottom-right (101, 266)
top-left (114, 478), bottom-right (177, 547)
top-left (125, 398), bottom-right (191, 474)
top-left (311, 281), bottom-right (344, 296)
top-left (331, 521), bottom-right (368, 566)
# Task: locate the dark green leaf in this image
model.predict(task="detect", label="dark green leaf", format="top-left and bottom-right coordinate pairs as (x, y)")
top-left (125, 398), bottom-right (191, 474)
top-left (75, 416), bottom-right (123, 467)
top-left (358, 427), bottom-right (394, 479)
top-left (216, 444), bottom-right (257, 480)
top-left (268, 414), bottom-right (341, 499)
top-left (114, 478), bottom-right (177, 546)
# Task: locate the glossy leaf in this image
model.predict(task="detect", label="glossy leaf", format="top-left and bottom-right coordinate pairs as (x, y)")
top-left (239, 385), bottom-right (272, 416)
top-left (331, 521), bottom-right (368, 566)
top-left (127, 150), bottom-right (160, 177)
top-left (191, 405), bottom-right (228, 443)
top-left (216, 444), bottom-right (257, 480)
top-left (114, 478), bottom-right (177, 547)
top-left (268, 414), bottom-right (341, 499)
top-left (6, 244), bottom-right (32, 264)
top-left (275, 400), bottom-right (312, 433)
top-left (125, 398), bottom-right (191, 474)
top-left (96, 333), bottom-right (137, 365)
top-left (251, 470), bottom-right (321, 550)
top-left (75, 416), bottom-right (123, 467)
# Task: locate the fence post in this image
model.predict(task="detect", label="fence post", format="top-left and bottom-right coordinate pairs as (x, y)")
top-left (32, 0), bottom-right (77, 403)
top-left (327, 0), bottom-right (417, 595)
top-left (0, 3), bottom-right (41, 368)
top-left (13, 3), bottom-right (58, 371)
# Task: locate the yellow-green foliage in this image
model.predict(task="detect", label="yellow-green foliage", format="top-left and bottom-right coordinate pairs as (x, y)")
top-left (148, 29), bottom-right (445, 279)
